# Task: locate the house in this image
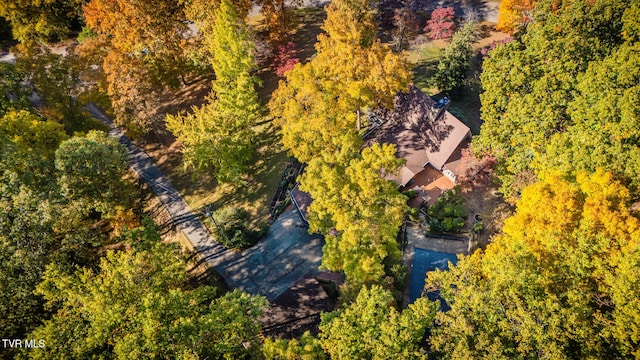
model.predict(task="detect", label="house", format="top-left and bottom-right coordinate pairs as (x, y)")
top-left (291, 86), bottom-right (472, 220)
top-left (364, 86), bottom-right (471, 206)
top-left (365, 86), bottom-right (471, 184)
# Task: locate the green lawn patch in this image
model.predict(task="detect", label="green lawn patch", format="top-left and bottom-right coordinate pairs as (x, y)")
top-left (178, 119), bottom-right (289, 232)
top-left (407, 42), bottom-right (444, 95)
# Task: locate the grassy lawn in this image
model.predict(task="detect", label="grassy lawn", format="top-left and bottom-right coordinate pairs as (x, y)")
top-left (142, 118), bottom-right (288, 233)
top-left (406, 40), bottom-right (445, 95)
top-left (447, 78), bottom-right (483, 135)
top-left (139, 8), bottom-right (329, 234)
top-left (406, 28), bottom-right (511, 135)
top-left (289, 7), bottom-right (327, 62)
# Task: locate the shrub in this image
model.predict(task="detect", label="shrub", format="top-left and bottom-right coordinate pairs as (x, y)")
top-left (409, 207), bottom-right (420, 221)
top-left (403, 189), bottom-right (418, 199)
top-left (443, 203), bottom-right (455, 217)
top-left (452, 217), bottom-right (465, 230)
top-left (453, 204), bottom-right (467, 218)
top-left (442, 217), bottom-right (454, 232)
top-left (388, 262), bottom-right (407, 290)
top-left (212, 207), bottom-right (260, 249)
top-left (427, 206), bottom-right (438, 217)
top-left (77, 26), bottom-right (97, 44)
top-left (426, 188), bottom-right (467, 233)
top-left (429, 218), bottom-right (443, 233)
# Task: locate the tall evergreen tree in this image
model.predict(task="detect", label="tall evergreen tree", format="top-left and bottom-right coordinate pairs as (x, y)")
top-left (433, 21), bottom-right (475, 93)
top-left (209, 0), bottom-right (261, 126)
top-left (167, 0), bottom-right (261, 182)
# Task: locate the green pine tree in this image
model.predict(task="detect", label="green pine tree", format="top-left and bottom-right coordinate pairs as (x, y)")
top-left (433, 21), bottom-right (476, 92)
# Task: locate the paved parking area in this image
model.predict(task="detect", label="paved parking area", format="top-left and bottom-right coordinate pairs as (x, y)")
top-left (89, 103), bottom-right (324, 301)
top-left (219, 208), bottom-right (325, 300)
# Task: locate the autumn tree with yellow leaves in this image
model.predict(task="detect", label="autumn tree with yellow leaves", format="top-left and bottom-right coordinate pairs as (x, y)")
top-left (496, 0), bottom-right (536, 34)
top-left (429, 170), bottom-right (640, 359)
top-left (299, 144), bottom-right (408, 288)
top-left (269, 0), bottom-right (412, 163)
top-left (269, 0), bottom-right (412, 290)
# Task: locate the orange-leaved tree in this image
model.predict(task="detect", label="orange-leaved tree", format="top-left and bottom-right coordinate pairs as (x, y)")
top-left (496, 0), bottom-right (536, 34)
top-left (82, 0), bottom-right (191, 133)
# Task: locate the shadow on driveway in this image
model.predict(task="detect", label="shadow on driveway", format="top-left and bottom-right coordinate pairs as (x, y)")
top-left (219, 207), bottom-right (325, 300)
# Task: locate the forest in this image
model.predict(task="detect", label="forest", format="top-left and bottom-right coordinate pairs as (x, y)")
top-left (0, 0), bottom-right (639, 359)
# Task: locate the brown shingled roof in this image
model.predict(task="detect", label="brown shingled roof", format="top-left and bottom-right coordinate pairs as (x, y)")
top-left (365, 86), bottom-right (471, 186)
top-left (291, 184), bottom-right (312, 224)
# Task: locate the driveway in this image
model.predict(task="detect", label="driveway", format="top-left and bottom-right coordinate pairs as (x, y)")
top-left (220, 207), bottom-right (324, 300)
top-left (428, 0), bottom-right (500, 23)
top-left (88, 103), bottom-right (323, 300)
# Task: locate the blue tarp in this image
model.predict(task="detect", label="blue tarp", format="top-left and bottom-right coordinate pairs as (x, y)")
top-left (409, 247), bottom-right (458, 304)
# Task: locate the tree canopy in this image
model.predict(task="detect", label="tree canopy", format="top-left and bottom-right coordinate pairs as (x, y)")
top-left (263, 286), bottom-right (437, 360)
top-left (319, 286), bottom-right (436, 360)
top-left (0, 0), bottom-right (82, 42)
top-left (496, 0), bottom-right (536, 34)
top-left (537, 42), bottom-right (640, 191)
top-left (14, 44), bottom-right (98, 134)
top-left (0, 127), bottom-right (128, 344)
top-left (299, 144), bottom-right (408, 288)
top-left (0, 63), bottom-right (30, 117)
top-left (27, 231), bottom-right (266, 359)
top-left (429, 170), bottom-right (640, 358)
top-left (55, 130), bottom-right (131, 214)
top-left (82, 0), bottom-right (190, 132)
top-left (269, 0), bottom-right (412, 294)
top-left (269, 0), bottom-right (412, 163)
top-left (474, 0), bottom-right (635, 198)
top-left (433, 21), bottom-right (476, 93)
top-left (166, 0), bottom-right (261, 181)
top-left (0, 110), bottom-right (68, 161)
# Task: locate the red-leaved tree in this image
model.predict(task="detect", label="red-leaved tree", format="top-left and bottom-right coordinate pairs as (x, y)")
top-left (273, 41), bottom-right (300, 77)
top-left (425, 7), bottom-right (456, 40)
top-left (457, 145), bottom-right (498, 188)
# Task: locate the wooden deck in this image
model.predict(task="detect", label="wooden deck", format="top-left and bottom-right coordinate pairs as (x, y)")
top-left (405, 166), bottom-right (455, 208)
